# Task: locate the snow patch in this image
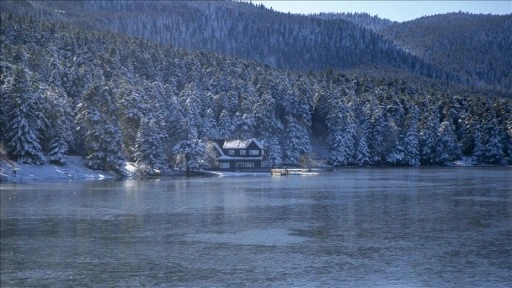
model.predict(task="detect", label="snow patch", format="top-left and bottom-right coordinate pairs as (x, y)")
top-left (0, 156), bottom-right (116, 183)
top-left (449, 157), bottom-right (475, 167)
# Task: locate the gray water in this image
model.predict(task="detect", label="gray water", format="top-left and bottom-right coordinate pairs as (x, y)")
top-left (1, 168), bottom-right (511, 287)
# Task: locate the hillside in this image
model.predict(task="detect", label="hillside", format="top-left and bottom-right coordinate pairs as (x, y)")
top-left (380, 13), bottom-right (512, 91)
top-left (1, 0), bottom-right (454, 85)
top-left (312, 12), bottom-right (396, 32)
top-left (1, 11), bottom-right (511, 174)
top-left (2, 1), bottom-right (510, 91)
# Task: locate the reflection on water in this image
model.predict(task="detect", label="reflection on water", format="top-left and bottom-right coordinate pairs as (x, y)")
top-left (1, 168), bottom-right (511, 287)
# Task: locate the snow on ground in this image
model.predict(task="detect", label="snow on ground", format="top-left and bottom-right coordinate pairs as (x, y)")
top-left (0, 156), bottom-right (117, 183)
top-left (449, 157), bottom-right (475, 167)
top-left (0, 155), bottom-right (483, 184)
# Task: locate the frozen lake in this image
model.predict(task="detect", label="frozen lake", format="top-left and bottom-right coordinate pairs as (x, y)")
top-left (1, 168), bottom-right (511, 287)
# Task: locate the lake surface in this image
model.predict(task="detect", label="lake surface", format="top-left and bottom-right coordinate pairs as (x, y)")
top-left (1, 168), bottom-right (511, 287)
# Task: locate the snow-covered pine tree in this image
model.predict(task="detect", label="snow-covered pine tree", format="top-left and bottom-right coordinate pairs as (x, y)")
top-left (403, 105), bottom-right (421, 166)
top-left (325, 94), bottom-right (356, 166)
top-left (419, 102), bottom-right (440, 164)
top-left (354, 134), bottom-right (371, 166)
top-left (283, 115), bottom-right (311, 165)
top-left (384, 120), bottom-right (405, 165)
top-left (254, 91), bottom-right (284, 166)
top-left (173, 139), bottom-right (206, 175)
top-left (3, 66), bottom-right (45, 164)
top-left (264, 136), bottom-right (282, 167)
top-left (75, 83), bottom-right (126, 172)
top-left (180, 82), bottom-right (202, 140)
top-left (217, 109), bottom-right (233, 139)
top-left (482, 121), bottom-right (505, 164)
top-left (200, 108), bottom-right (219, 140)
top-left (436, 119), bottom-right (461, 163)
top-left (353, 100), bottom-right (372, 166)
top-left (44, 85), bottom-right (75, 164)
top-left (471, 127), bottom-right (485, 164)
top-left (367, 102), bottom-right (387, 164)
top-left (160, 90), bottom-right (186, 164)
top-left (134, 116), bottom-right (166, 173)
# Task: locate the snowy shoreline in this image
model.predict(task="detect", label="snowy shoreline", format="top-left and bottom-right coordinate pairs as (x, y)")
top-left (0, 156), bottom-right (118, 183)
top-left (1, 156), bottom-right (505, 184)
top-left (0, 156), bottom-right (270, 184)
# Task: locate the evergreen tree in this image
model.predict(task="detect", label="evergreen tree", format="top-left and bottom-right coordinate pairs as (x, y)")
top-left (354, 134), bottom-right (371, 166)
top-left (403, 106), bottom-right (421, 166)
top-left (134, 116), bottom-right (166, 173)
top-left (283, 115), bottom-right (311, 164)
top-left (217, 109), bottom-right (233, 139)
top-left (264, 136), bottom-right (282, 167)
top-left (472, 128), bottom-right (485, 164)
top-left (419, 103), bottom-right (440, 164)
top-left (75, 83), bottom-right (125, 172)
top-left (44, 86), bottom-right (75, 164)
top-left (436, 120), bottom-right (461, 163)
top-left (325, 96), bottom-right (356, 166)
top-left (200, 108), bottom-right (219, 140)
top-left (3, 66), bottom-right (45, 164)
top-left (367, 103), bottom-right (387, 164)
top-left (482, 122), bottom-right (505, 164)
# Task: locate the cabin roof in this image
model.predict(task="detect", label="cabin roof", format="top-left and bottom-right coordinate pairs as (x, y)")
top-left (221, 138), bottom-right (263, 150)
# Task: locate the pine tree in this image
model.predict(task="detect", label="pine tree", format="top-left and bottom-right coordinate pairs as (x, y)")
top-left (419, 104), bottom-right (440, 164)
top-left (3, 66), bottom-right (45, 164)
top-left (264, 136), bottom-right (282, 167)
top-left (134, 116), bottom-right (166, 173)
top-left (472, 128), bottom-right (485, 164)
top-left (44, 86), bottom-right (74, 164)
top-left (325, 95), bottom-right (356, 166)
top-left (283, 115), bottom-right (311, 164)
top-left (200, 108), bottom-right (219, 140)
top-left (354, 134), bottom-right (371, 166)
top-left (173, 139), bottom-right (206, 175)
top-left (75, 83), bottom-right (126, 172)
top-left (367, 103), bottom-right (387, 164)
top-left (403, 106), bottom-right (420, 166)
top-left (217, 109), bottom-right (233, 139)
top-left (436, 120), bottom-right (461, 163)
top-left (384, 122), bottom-right (405, 165)
top-left (482, 122), bottom-right (504, 164)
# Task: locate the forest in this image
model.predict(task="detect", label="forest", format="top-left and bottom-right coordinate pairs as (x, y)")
top-left (3, 1), bottom-right (510, 91)
top-left (1, 2), bottom-right (511, 175)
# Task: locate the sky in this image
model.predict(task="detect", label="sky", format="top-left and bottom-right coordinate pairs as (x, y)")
top-left (250, 1), bottom-right (512, 22)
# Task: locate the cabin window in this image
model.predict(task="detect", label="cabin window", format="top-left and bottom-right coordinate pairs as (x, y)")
top-left (240, 150), bottom-right (247, 156)
top-left (220, 163), bottom-right (230, 169)
top-left (228, 150), bottom-right (235, 155)
top-left (235, 162), bottom-right (254, 168)
top-left (249, 150), bottom-right (259, 156)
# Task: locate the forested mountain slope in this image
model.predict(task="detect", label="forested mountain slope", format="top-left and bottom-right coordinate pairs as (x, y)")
top-left (2, 0), bottom-right (456, 85)
top-left (380, 13), bottom-right (512, 91)
top-left (1, 13), bottom-right (511, 174)
top-left (3, 1), bottom-right (510, 90)
top-left (313, 12), bottom-right (396, 32)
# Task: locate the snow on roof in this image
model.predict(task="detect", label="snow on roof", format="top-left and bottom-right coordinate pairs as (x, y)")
top-left (222, 138), bottom-right (263, 149)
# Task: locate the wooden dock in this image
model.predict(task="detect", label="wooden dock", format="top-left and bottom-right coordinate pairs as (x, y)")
top-left (271, 168), bottom-right (290, 176)
top-left (271, 168), bottom-right (319, 176)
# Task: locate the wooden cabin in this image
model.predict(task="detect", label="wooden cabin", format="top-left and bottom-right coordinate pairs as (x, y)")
top-left (210, 139), bottom-right (264, 170)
